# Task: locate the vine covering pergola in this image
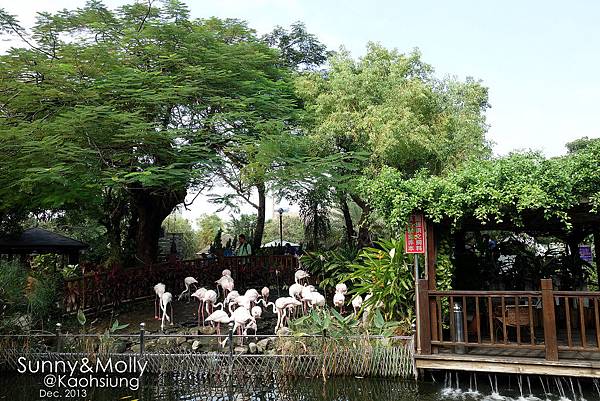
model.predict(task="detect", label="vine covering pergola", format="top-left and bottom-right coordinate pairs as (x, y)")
top-left (363, 143), bottom-right (600, 290)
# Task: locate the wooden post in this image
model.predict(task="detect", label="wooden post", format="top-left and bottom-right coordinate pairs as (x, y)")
top-left (594, 230), bottom-right (600, 290)
top-left (417, 278), bottom-right (431, 355)
top-left (425, 221), bottom-right (439, 346)
top-left (426, 221), bottom-right (437, 289)
top-left (541, 279), bottom-right (558, 361)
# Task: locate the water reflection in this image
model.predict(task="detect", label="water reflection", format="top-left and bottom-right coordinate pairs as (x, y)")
top-left (1, 372), bottom-right (600, 401)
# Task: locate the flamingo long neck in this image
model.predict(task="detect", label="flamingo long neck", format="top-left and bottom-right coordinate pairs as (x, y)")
top-left (265, 301), bottom-right (276, 314)
top-left (214, 302), bottom-right (224, 311)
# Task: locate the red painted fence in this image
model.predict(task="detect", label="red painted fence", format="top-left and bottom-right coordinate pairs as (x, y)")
top-left (62, 255), bottom-right (299, 314)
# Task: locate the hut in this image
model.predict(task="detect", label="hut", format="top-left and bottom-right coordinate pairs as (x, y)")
top-left (0, 227), bottom-right (88, 265)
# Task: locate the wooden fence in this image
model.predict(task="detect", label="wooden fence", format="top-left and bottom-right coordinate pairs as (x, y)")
top-left (62, 255), bottom-right (298, 314)
top-left (417, 278), bottom-right (600, 361)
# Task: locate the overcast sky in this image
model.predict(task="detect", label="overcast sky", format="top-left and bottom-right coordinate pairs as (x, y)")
top-left (3, 0), bottom-right (599, 223)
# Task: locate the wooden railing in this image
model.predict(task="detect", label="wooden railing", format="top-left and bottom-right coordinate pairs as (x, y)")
top-left (416, 279), bottom-right (600, 361)
top-left (62, 255), bottom-right (298, 314)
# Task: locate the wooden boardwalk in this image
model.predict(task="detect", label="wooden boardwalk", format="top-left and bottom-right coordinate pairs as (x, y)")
top-left (415, 279), bottom-right (600, 378)
top-left (415, 352), bottom-right (600, 378)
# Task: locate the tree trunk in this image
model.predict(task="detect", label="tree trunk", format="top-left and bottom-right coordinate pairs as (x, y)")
top-left (253, 182), bottom-right (266, 251)
top-left (339, 194), bottom-right (355, 247)
top-left (131, 188), bottom-right (186, 265)
top-left (102, 190), bottom-right (126, 266)
top-left (350, 194), bottom-right (371, 248)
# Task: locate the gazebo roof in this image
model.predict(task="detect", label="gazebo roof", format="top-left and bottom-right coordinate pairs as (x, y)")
top-left (0, 227), bottom-right (88, 254)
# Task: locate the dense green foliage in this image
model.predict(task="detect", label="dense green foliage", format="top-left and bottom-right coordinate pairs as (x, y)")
top-left (0, 260), bottom-right (58, 333)
top-left (196, 214), bottom-right (225, 251)
top-left (0, 1), bottom-right (298, 263)
top-left (262, 214), bottom-right (305, 244)
top-left (293, 44), bottom-right (490, 246)
top-left (364, 143), bottom-right (600, 231)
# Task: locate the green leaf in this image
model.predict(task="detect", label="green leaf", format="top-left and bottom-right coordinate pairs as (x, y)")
top-left (374, 309), bottom-right (385, 329)
top-left (77, 309), bottom-right (86, 326)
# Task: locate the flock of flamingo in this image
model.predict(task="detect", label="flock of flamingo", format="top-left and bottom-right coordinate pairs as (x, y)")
top-left (152, 268), bottom-right (368, 337)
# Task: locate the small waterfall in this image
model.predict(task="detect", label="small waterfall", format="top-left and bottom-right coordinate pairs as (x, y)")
top-left (437, 372), bottom-right (600, 401)
top-left (569, 377), bottom-right (577, 401)
top-left (539, 376), bottom-right (547, 396)
top-left (517, 375), bottom-right (524, 398)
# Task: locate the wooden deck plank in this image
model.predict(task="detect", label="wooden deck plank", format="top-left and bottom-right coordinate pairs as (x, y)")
top-left (415, 353), bottom-right (600, 378)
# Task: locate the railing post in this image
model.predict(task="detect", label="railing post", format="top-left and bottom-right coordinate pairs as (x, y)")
top-left (416, 279), bottom-right (431, 355)
top-left (227, 322), bottom-right (234, 376)
top-left (55, 323), bottom-right (62, 353)
top-left (139, 322), bottom-right (145, 356)
top-left (541, 279), bottom-right (558, 361)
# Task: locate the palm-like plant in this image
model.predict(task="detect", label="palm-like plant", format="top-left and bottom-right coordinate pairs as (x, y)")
top-left (342, 239), bottom-right (415, 322)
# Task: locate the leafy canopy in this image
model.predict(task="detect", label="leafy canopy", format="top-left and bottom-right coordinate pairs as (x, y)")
top-left (364, 141), bottom-right (600, 230)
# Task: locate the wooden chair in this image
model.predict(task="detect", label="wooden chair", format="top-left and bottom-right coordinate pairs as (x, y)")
top-left (494, 304), bottom-right (535, 342)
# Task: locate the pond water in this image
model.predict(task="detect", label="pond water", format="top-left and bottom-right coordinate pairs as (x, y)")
top-left (1, 372), bottom-right (600, 401)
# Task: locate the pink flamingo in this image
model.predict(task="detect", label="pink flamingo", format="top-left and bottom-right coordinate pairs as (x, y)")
top-left (191, 287), bottom-right (207, 326)
top-left (153, 283), bottom-right (166, 320)
top-left (205, 309), bottom-right (230, 336)
top-left (178, 276), bottom-right (198, 302)
top-left (261, 287), bottom-right (270, 303)
top-left (160, 292), bottom-right (173, 331)
top-left (333, 292), bottom-right (345, 314)
top-left (203, 290), bottom-right (218, 315)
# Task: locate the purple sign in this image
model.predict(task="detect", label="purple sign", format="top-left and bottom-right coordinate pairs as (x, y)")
top-left (580, 245), bottom-right (593, 263)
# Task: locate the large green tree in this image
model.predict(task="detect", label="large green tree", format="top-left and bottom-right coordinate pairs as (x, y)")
top-left (1, 1), bottom-right (297, 264)
top-left (295, 44), bottom-right (490, 246)
top-left (207, 22), bottom-right (329, 250)
top-left (196, 213), bottom-right (224, 251)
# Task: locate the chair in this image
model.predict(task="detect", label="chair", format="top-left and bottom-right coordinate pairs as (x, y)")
top-left (494, 304), bottom-right (535, 342)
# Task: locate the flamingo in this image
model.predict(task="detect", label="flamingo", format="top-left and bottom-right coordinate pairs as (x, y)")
top-left (203, 289), bottom-right (218, 315)
top-left (229, 295), bottom-right (251, 313)
top-left (153, 283), bottom-right (166, 320)
top-left (251, 305), bottom-right (262, 320)
top-left (216, 275), bottom-right (234, 299)
top-left (335, 283), bottom-right (348, 295)
top-left (300, 285), bottom-right (316, 313)
top-left (333, 292), bottom-right (345, 314)
top-left (311, 292), bottom-right (326, 308)
top-left (231, 307), bottom-right (256, 343)
top-left (160, 292), bottom-right (173, 331)
top-left (264, 297), bottom-right (302, 333)
top-left (205, 309), bottom-right (230, 336)
top-left (178, 277), bottom-right (198, 302)
top-left (351, 294), bottom-right (363, 315)
top-left (244, 289), bottom-right (259, 305)
top-left (289, 283), bottom-right (303, 299)
top-left (191, 287), bottom-right (207, 326)
top-left (261, 287), bottom-right (270, 303)
top-left (225, 290), bottom-right (240, 306)
top-left (294, 270), bottom-right (310, 284)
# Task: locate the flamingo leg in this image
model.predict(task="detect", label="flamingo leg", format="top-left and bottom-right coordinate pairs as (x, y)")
top-left (170, 303), bottom-right (174, 326)
top-left (154, 297), bottom-right (158, 320)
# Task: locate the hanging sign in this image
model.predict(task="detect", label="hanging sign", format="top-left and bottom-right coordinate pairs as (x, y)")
top-left (579, 245), bottom-right (593, 263)
top-left (405, 213), bottom-right (426, 254)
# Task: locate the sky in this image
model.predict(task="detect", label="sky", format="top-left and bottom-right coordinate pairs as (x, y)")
top-left (3, 0), bottom-right (599, 224)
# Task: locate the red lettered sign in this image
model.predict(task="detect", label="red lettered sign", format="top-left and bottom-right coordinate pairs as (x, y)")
top-left (405, 213), bottom-right (425, 254)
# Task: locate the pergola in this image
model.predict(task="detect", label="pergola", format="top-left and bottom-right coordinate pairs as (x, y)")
top-left (0, 227), bottom-right (88, 265)
top-left (424, 201), bottom-right (600, 292)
